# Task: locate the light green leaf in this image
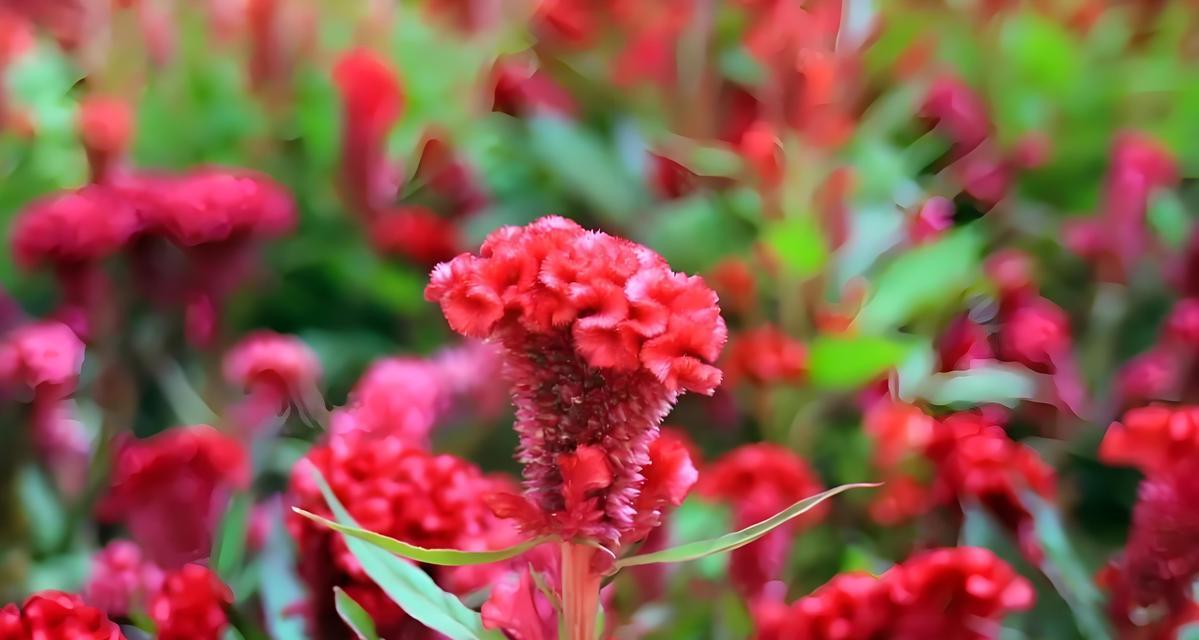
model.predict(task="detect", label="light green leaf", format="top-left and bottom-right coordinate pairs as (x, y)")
top-left (1148, 191), bottom-right (1191, 250)
top-left (308, 466), bottom-right (503, 640)
top-left (293, 508), bottom-right (544, 566)
top-left (764, 216), bottom-right (829, 277)
top-left (212, 492), bottom-right (252, 585)
top-left (1024, 493), bottom-right (1114, 640)
top-left (809, 335), bottom-right (914, 389)
top-left (335, 587), bottom-right (381, 640)
top-left (528, 115), bottom-right (643, 221)
top-left (259, 510), bottom-right (308, 640)
top-left (615, 484), bottom-right (877, 568)
top-left (893, 341), bottom-right (936, 401)
top-left (916, 363), bottom-right (1046, 408)
top-left (642, 195), bottom-right (753, 274)
top-left (856, 228), bottom-right (983, 333)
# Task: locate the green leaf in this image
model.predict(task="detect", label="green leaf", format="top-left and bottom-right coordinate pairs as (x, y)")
top-left (528, 115), bottom-right (643, 221)
top-left (763, 216), bottom-right (829, 277)
top-left (1148, 191), bottom-right (1191, 250)
top-left (808, 335), bottom-right (914, 389)
top-left (615, 483), bottom-right (877, 568)
top-left (293, 508), bottom-right (544, 566)
top-left (641, 195), bottom-right (753, 274)
top-left (335, 587), bottom-right (381, 640)
top-left (915, 363), bottom-right (1046, 408)
top-left (856, 228), bottom-right (983, 333)
top-left (893, 341), bottom-right (936, 401)
top-left (307, 465), bottom-right (503, 640)
top-left (1024, 492), bottom-right (1114, 640)
top-left (212, 492), bottom-right (252, 584)
top-left (259, 510), bottom-right (308, 640)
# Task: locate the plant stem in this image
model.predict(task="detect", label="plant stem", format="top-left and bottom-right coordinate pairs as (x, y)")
top-left (560, 542), bottom-right (600, 640)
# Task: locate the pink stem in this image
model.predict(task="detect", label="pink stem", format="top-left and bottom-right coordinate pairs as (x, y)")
top-left (560, 542), bottom-right (601, 640)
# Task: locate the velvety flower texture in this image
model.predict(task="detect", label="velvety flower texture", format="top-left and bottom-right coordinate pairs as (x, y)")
top-left (753, 547), bottom-right (1033, 640)
top-left (149, 564), bottom-right (232, 640)
top-left (1100, 405), bottom-right (1199, 474)
top-left (289, 435), bottom-right (519, 638)
top-left (425, 216), bottom-right (726, 550)
top-left (83, 540), bottom-right (164, 617)
top-left (98, 425), bottom-right (250, 568)
top-left (699, 443), bottom-right (826, 596)
top-left (0, 592), bottom-right (124, 640)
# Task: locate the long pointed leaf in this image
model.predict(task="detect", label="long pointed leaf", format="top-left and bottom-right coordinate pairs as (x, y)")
top-left (293, 508), bottom-right (543, 566)
top-left (211, 492), bottom-right (251, 584)
top-left (308, 465), bottom-right (503, 640)
top-left (616, 483), bottom-right (878, 568)
top-left (335, 587), bottom-right (381, 640)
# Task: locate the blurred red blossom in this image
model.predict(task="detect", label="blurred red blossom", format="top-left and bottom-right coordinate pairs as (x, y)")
top-left (289, 435), bottom-right (519, 638)
top-left (0, 320), bottom-right (83, 395)
top-left (482, 566), bottom-right (559, 640)
top-left (0, 591), bottom-right (124, 640)
top-left (333, 48), bottom-right (403, 218)
top-left (426, 216), bottom-right (725, 552)
top-left (754, 571), bottom-right (891, 640)
top-left (700, 443), bottom-right (826, 597)
top-left (370, 206), bottom-right (462, 267)
top-left (84, 540), bottom-right (164, 618)
top-left (77, 96), bottom-right (132, 185)
top-left (223, 330), bottom-right (321, 432)
top-left (99, 425), bottom-right (249, 568)
top-left (1100, 405), bottom-right (1199, 474)
top-left (149, 565), bottom-right (232, 640)
top-left (725, 325), bottom-right (807, 385)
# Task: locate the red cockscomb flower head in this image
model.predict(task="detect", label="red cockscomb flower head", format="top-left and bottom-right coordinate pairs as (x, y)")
top-left (1165, 298), bottom-right (1199, 346)
top-left (289, 435), bottom-right (519, 637)
top-left (329, 356), bottom-right (448, 443)
top-left (78, 96), bottom-right (132, 184)
top-left (223, 331), bottom-right (320, 432)
top-left (997, 298), bottom-right (1071, 370)
top-left (1102, 455), bottom-right (1199, 638)
top-left (334, 49), bottom-right (403, 217)
top-left (929, 413), bottom-right (1057, 563)
top-left (370, 206), bottom-right (462, 267)
top-left (920, 75), bottom-right (991, 157)
top-left (1117, 349), bottom-right (1182, 406)
top-left (908, 196), bottom-right (953, 245)
top-left (0, 592), bottom-right (124, 640)
top-left (700, 443), bottom-right (825, 596)
top-left (621, 427), bottom-right (698, 545)
top-left (11, 186), bottom-right (138, 269)
top-left (865, 400), bottom-right (935, 470)
top-left (0, 321), bottom-right (83, 395)
top-left (753, 572), bottom-right (892, 640)
top-left (139, 169), bottom-right (295, 247)
top-left (149, 565), bottom-right (231, 640)
top-left (868, 473), bottom-right (933, 525)
top-left (426, 216), bottom-right (725, 551)
top-left (725, 325), bottom-right (807, 385)
top-left (887, 547), bottom-right (1034, 639)
top-left (707, 258), bottom-right (757, 316)
top-left (84, 540), bottom-right (164, 618)
top-left (99, 425), bottom-right (249, 568)
top-left (1100, 405), bottom-right (1199, 474)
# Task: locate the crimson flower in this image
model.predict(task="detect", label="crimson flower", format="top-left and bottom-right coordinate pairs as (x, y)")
top-left (426, 216), bottom-right (724, 552)
top-left (0, 591), bottom-right (124, 640)
top-left (149, 565), bottom-right (232, 640)
top-left (98, 425), bottom-right (249, 568)
top-left (289, 434), bottom-right (519, 638)
top-left (77, 96), bottom-right (132, 185)
top-left (1100, 405), bottom-right (1199, 474)
top-left (333, 49), bottom-right (403, 218)
top-left (223, 331), bottom-right (321, 433)
top-left (725, 325), bottom-right (807, 386)
top-left (753, 572), bottom-right (891, 640)
top-left (84, 540), bottom-right (164, 618)
top-left (699, 443), bottom-right (825, 597)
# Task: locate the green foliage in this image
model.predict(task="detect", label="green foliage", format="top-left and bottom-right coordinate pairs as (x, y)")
top-left (808, 335), bottom-right (914, 389)
top-left (335, 588), bottom-right (381, 640)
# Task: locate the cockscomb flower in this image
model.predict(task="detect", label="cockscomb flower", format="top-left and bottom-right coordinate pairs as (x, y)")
top-left (10, 187), bottom-right (138, 337)
top-left (1100, 405), bottom-right (1199, 474)
top-left (725, 325), bottom-right (807, 385)
top-left (482, 567), bottom-right (559, 640)
top-left (98, 425), bottom-right (249, 568)
top-left (333, 48), bottom-right (403, 218)
top-left (928, 413), bottom-right (1057, 564)
top-left (223, 330), bottom-right (321, 433)
top-left (289, 435), bottom-right (519, 637)
top-left (0, 591), bottom-right (124, 640)
top-left (149, 564), bottom-right (232, 640)
top-left (1165, 298), bottom-right (1199, 346)
top-left (369, 206), bottom-right (462, 267)
top-left (865, 400), bottom-right (935, 470)
top-left (83, 540), bottom-right (164, 618)
top-left (425, 216), bottom-right (725, 551)
top-left (0, 321), bottom-right (84, 439)
top-left (329, 356), bottom-right (448, 443)
top-left (699, 443), bottom-right (825, 596)
top-left (887, 546), bottom-right (1034, 638)
top-left (753, 572), bottom-right (891, 640)
top-left (1117, 349), bottom-right (1182, 407)
top-left (78, 96), bottom-right (132, 185)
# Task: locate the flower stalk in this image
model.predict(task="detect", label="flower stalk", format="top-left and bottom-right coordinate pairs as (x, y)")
top-left (560, 542), bottom-right (600, 640)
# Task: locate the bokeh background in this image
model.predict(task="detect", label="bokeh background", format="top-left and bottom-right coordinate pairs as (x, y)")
top-left (1, 0), bottom-right (1199, 638)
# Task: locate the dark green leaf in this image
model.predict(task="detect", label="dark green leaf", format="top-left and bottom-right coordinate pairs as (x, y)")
top-left (212, 493), bottom-right (252, 584)
top-left (335, 587), bottom-right (381, 640)
top-left (293, 508), bottom-right (544, 566)
top-left (528, 115), bottom-right (643, 221)
top-left (615, 484), bottom-right (877, 568)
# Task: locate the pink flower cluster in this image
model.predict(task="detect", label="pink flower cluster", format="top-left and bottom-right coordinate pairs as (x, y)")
top-left (426, 216), bottom-right (725, 551)
top-left (149, 565), bottom-right (232, 640)
top-left (84, 541), bottom-right (164, 618)
top-left (288, 435), bottom-right (519, 638)
top-left (754, 547), bottom-right (1034, 640)
top-left (98, 425), bottom-right (250, 568)
top-left (223, 330), bottom-right (322, 433)
top-left (699, 443), bottom-right (825, 597)
top-left (0, 592), bottom-right (124, 640)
